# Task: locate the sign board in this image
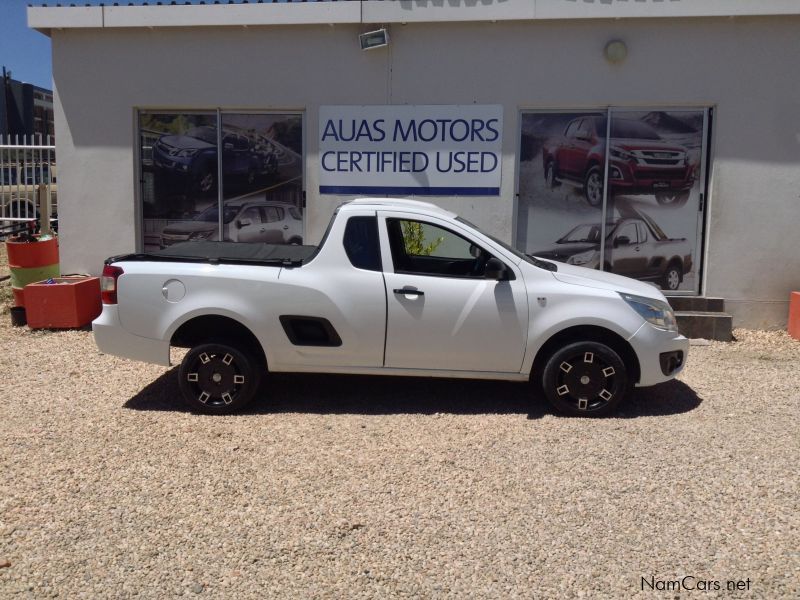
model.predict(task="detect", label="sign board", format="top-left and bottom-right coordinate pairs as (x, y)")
top-left (319, 105), bottom-right (502, 196)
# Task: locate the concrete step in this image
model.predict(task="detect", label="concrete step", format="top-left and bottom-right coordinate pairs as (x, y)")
top-left (668, 296), bottom-right (725, 312)
top-left (675, 311), bottom-right (733, 341)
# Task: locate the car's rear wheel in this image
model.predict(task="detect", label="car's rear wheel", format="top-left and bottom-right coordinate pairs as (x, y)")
top-left (584, 167), bottom-right (604, 207)
top-left (542, 341), bottom-right (629, 417)
top-left (178, 341), bottom-right (262, 414)
top-left (655, 191), bottom-right (690, 207)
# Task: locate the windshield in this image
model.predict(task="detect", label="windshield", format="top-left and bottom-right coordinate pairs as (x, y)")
top-left (185, 126), bottom-right (218, 145)
top-left (558, 224), bottom-right (602, 243)
top-left (596, 118), bottom-right (661, 140)
top-left (455, 216), bottom-right (557, 271)
top-left (194, 204), bottom-right (240, 224)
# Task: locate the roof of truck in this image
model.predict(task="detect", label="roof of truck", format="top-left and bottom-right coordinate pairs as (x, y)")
top-left (344, 198), bottom-right (457, 218)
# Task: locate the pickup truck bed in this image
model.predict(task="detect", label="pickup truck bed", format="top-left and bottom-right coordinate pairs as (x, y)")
top-left (107, 241), bottom-right (318, 267)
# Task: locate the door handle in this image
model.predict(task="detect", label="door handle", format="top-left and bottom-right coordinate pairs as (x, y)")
top-left (283, 225), bottom-right (289, 230)
top-left (394, 288), bottom-right (424, 296)
top-left (259, 228), bottom-right (266, 233)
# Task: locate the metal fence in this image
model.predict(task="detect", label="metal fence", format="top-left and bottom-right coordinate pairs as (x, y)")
top-left (0, 134), bottom-right (57, 239)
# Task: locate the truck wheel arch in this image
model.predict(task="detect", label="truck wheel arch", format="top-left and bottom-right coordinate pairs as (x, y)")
top-left (170, 314), bottom-right (267, 369)
top-left (530, 324), bottom-right (641, 385)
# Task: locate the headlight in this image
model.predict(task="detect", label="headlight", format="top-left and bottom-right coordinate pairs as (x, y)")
top-left (175, 148), bottom-right (198, 158)
top-left (189, 230), bottom-right (215, 240)
top-left (610, 148), bottom-right (635, 161)
top-left (619, 292), bottom-right (678, 332)
top-left (567, 249), bottom-right (597, 266)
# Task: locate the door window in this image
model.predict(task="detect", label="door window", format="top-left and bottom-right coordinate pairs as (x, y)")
top-left (387, 218), bottom-right (491, 278)
top-left (565, 119), bottom-right (582, 139)
top-left (239, 206), bottom-right (262, 224)
top-left (343, 216), bottom-right (381, 271)
top-left (615, 222), bottom-right (638, 245)
top-left (636, 222), bottom-right (648, 243)
top-left (263, 206), bottom-right (282, 223)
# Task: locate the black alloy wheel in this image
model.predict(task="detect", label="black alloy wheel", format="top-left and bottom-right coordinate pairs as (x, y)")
top-left (542, 341), bottom-right (629, 417)
top-left (178, 341), bottom-right (262, 414)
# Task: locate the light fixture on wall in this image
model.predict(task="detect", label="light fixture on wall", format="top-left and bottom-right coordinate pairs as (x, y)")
top-left (604, 39), bottom-right (628, 64)
top-left (360, 28), bottom-right (390, 51)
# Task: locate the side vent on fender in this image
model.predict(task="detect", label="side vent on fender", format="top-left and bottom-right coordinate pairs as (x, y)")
top-left (279, 316), bottom-right (342, 347)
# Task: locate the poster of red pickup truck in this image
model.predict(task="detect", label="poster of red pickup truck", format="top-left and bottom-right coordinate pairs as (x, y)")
top-left (516, 109), bottom-right (709, 293)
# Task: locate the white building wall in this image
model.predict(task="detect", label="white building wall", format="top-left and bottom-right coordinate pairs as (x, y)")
top-left (50, 16), bottom-right (800, 327)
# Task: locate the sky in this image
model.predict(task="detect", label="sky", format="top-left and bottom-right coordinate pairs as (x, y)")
top-left (0, 0), bottom-right (305, 88)
top-left (0, 0), bottom-right (54, 88)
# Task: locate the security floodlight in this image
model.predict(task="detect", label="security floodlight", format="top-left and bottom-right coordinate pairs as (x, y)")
top-left (360, 29), bottom-right (389, 51)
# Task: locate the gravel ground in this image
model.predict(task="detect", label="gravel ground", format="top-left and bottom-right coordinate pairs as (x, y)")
top-left (0, 279), bottom-right (798, 597)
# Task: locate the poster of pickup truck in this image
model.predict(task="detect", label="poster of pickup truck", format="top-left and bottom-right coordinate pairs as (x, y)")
top-left (517, 109), bottom-right (708, 293)
top-left (531, 208), bottom-right (693, 291)
top-left (540, 114), bottom-right (699, 208)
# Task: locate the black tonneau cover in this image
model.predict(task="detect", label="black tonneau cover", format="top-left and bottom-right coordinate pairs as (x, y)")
top-left (106, 241), bottom-right (317, 267)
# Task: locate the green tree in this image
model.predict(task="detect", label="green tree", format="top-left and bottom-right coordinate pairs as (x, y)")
top-left (402, 221), bottom-right (443, 256)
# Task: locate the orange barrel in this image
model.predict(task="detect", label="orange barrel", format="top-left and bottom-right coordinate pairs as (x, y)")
top-left (6, 236), bottom-right (60, 307)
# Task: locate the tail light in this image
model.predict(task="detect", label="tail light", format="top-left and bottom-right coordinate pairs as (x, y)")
top-left (100, 265), bottom-right (124, 304)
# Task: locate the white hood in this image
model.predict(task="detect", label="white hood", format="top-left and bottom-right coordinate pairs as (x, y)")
top-left (551, 263), bottom-right (667, 301)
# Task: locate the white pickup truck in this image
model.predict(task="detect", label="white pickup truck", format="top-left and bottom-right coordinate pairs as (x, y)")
top-left (93, 198), bottom-right (688, 417)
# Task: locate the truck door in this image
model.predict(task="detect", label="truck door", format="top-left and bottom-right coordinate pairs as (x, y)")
top-left (609, 220), bottom-right (648, 277)
top-left (378, 213), bottom-right (528, 373)
top-left (271, 211), bottom-right (387, 369)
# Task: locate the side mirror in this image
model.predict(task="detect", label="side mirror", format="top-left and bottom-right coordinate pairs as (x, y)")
top-left (485, 257), bottom-right (511, 281)
top-left (614, 235), bottom-right (630, 248)
top-left (236, 218), bottom-right (252, 229)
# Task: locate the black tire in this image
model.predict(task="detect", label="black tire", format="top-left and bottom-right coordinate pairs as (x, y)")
top-left (662, 263), bottom-right (683, 291)
top-left (583, 166), bottom-right (604, 207)
top-left (655, 191), bottom-right (690, 207)
top-left (542, 341), bottom-right (629, 417)
top-left (178, 341), bottom-right (262, 414)
top-left (544, 160), bottom-right (561, 189)
top-left (193, 167), bottom-right (216, 196)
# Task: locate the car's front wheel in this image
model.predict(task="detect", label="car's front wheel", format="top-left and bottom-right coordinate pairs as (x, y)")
top-left (178, 341), bottom-right (262, 414)
top-left (542, 341), bottom-right (629, 417)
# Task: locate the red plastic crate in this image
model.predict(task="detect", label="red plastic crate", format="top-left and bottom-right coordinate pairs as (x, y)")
top-left (789, 292), bottom-right (800, 341)
top-left (24, 276), bottom-right (102, 329)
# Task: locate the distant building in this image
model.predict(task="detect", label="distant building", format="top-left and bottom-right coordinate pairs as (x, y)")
top-left (1, 67), bottom-right (55, 142)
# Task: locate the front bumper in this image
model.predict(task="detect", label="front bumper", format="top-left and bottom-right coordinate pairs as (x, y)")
top-left (93, 304), bottom-right (171, 366)
top-left (628, 322), bottom-right (689, 387)
top-left (609, 160), bottom-right (694, 194)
